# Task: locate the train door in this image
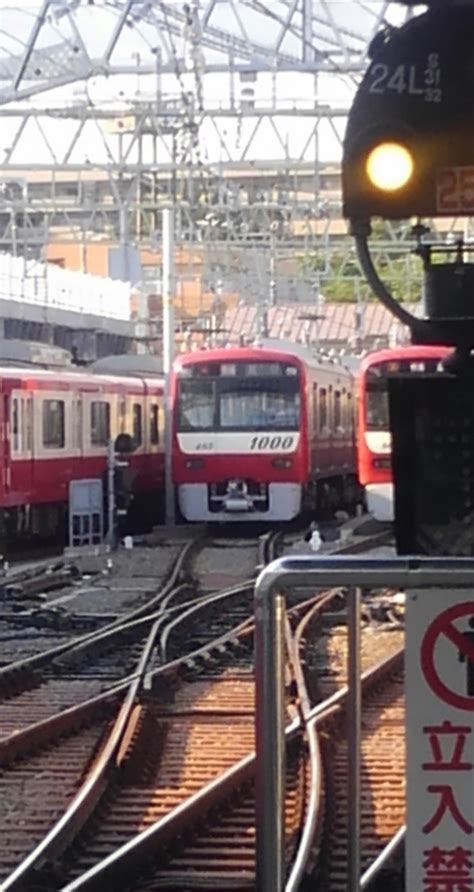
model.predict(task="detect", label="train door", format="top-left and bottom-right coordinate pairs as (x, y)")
top-left (117, 390), bottom-right (127, 437)
top-left (21, 393), bottom-right (33, 497)
top-left (2, 393), bottom-right (10, 496)
top-left (73, 392), bottom-right (84, 475)
top-left (310, 381), bottom-right (318, 474)
top-left (131, 397), bottom-right (144, 452)
top-left (8, 391), bottom-right (34, 498)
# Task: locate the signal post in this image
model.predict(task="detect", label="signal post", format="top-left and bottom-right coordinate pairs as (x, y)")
top-left (162, 206), bottom-right (176, 527)
top-left (338, 3), bottom-right (474, 890)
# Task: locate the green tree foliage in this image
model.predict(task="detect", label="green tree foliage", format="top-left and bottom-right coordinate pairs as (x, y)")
top-left (300, 220), bottom-right (423, 303)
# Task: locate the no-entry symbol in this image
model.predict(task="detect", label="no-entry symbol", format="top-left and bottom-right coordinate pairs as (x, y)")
top-left (421, 601), bottom-right (474, 711)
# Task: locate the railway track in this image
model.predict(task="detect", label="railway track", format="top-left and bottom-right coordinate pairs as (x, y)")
top-left (0, 531), bottom-right (280, 889)
top-left (319, 664), bottom-right (404, 891)
top-left (0, 542), bottom-right (190, 663)
top-left (0, 527), bottom-right (403, 891)
top-left (0, 541), bottom-right (200, 741)
top-left (286, 579), bottom-right (404, 891)
top-left (0, 533), bottom-right (269, 747)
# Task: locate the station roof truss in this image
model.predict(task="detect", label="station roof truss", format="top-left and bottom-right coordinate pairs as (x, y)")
top-left (0, 1), bottom-right (409, 107)
top-left (0, 2), bottom-right (422, 314)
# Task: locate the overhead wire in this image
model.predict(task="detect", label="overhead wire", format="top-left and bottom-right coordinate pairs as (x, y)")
top-left (158, 0), bottom-right (219, 231)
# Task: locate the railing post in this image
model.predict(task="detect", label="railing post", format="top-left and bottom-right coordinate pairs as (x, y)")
top-left (255, 586), bottom-right (286, 891)
top-left (254, 556), bottom-right (474, 892)
top-left (348, 585), bottom-right (362, 891)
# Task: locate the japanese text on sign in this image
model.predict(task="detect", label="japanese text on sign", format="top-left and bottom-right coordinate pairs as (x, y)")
top-left (406, 592), bottom-right (474, 892)
top-left (421, 722), bottom-right (473, 889)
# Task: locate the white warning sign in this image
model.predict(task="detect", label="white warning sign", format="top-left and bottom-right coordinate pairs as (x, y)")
top-left (406, 589), bottom-right (474, 892)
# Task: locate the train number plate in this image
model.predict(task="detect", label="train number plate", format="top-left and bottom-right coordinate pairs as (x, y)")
top-left (436, 166), bottom-right (474, 213)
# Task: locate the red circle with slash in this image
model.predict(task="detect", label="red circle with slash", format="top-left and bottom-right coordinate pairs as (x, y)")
top-left (420, 601), bottom-right (474, 711)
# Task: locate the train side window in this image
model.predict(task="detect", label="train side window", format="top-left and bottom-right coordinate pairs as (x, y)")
top-left (133, 403), bottom-right (142, 447)
top-left (319, 388), bottom-right (328, 432)
top-left (21, 400), bottom-right (26, 450)
top-left (347, 392), bottom-right (353, 430)
top-left (11, 398), bottom-right (19, 452)
top-left (43, 399), bottom-right (65, 448)
top-left (90, 401), bottom-right (110, 446)
top-left (74, 399), bottom-right (83, 449)
top-left (334, 390), bottom-right (342, 429)
top-left (25, 399), bottom-right (32, 451)
top-left (150, 404), bottom-right (159, 445)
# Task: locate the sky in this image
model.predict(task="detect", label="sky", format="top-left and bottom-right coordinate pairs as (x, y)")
top-left (0, 1), bottom-right (424, 166)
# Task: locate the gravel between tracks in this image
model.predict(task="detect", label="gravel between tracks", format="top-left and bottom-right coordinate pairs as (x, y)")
top-left (0, 543), bottom-right (185, 664)
top-left (192, 540), bottom-right (260, 590)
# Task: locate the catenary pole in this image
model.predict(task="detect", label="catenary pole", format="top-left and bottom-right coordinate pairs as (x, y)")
top-left (162, 206), bottom-right (176, 526)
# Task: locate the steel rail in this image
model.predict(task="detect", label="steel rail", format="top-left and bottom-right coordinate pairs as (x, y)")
top-left (0, 541), bottom-right (276, 888)
top-left (0, 582), bottom-right (259, 767)
top-left (158, 578), bottom-right (254, 661)
top-left (0, 538), bottom-right (198, 686)
top-left (0, 685), bottom-right (122, 768)
top-left (1, 556), bottom-right (69, 587)
top-left (0, 542), bottom-right (384, 770)
top-left (1, 607), bottom-right (167, 891)
top-left (360, 825), bottom-right (406, 889)
top-left (257, 529), bottom-right (284, 570)
top-left (285, 591), bottom-right (341, 891)
top-left (0, 573), bottom-right (270, 888)
top-left (2, 539), bottom-right (390, 887)
top-left (58, 533), bottom-right (278, 666)
top-left (56, 616), bottom-right (403, 891)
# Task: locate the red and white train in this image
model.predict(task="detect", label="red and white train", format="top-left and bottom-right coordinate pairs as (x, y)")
top-left (0, 365), bottom-right (164, 540)
top-left (6, 339), bottom-right (453, 539)
top-left (171, 340), bottom-right (357, 522)
top-left (357, 344), bottom-right (451, 522)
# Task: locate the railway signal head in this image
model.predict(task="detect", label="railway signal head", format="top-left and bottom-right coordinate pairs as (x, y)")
top-left (342, 3), bottom-right (474, 348)
top-left (343, 5), bottom-right (474, 221)
top-left (365, 142), bottom-right (414, 194)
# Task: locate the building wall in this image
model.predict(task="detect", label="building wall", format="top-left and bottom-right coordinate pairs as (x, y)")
top-left (46, 242), bottom-right (110, 276)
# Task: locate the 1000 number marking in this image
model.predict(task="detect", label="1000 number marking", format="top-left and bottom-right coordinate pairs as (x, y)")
top-left (250, 435), bottom-right (294, 450)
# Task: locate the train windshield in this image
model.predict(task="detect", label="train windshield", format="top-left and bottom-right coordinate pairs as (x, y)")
top-left (366, 379), bottom-right (389, 431)
top-left (177, 363), bottom-right (300, 431)
top-left (365, 357), bottom-right (445, 431)
top-left (219, 382), bottom-right (299, 429)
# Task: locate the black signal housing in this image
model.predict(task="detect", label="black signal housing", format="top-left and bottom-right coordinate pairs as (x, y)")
top-left (343, 7), bottom-right (474, 221)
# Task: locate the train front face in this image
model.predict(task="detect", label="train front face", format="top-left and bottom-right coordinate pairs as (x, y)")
top-left (358, 347), bottom-right (451, 522)
top-left (172, 350), bottom-right (306, 522)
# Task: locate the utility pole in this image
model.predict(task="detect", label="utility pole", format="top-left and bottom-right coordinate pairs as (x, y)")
top-left (106, 439), bottom-right (116, 547)
top-left (162, 206), bottom-right (176, 526)
top-left (269, 229), bottom-right (276, 306)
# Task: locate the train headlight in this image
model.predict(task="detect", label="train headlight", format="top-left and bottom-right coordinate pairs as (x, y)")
top-left (272, 458), bottom-right (293, 469)
top-left (372, 458), bottom-right (391, 469)
top-left (366, 142), bottom-right (413, 192)
top-left (186, 458), bottom-right (204, 469)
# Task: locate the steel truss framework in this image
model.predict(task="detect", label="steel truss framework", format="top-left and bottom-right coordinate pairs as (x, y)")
top-left (0, 0), bottom-right (406, 104)
top-left (0, 1), bottom-right (422, 318)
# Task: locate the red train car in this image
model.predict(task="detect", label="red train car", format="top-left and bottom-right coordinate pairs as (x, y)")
top-left (0, 366), bottom-right (164, 539)
top-left (171, 340), bottom-right (357, 522)
top-left (357, 345), bottom-right (451, 521)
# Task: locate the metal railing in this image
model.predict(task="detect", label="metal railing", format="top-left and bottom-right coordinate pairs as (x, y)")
top-left (254, 555), bottom-right (474, 892)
